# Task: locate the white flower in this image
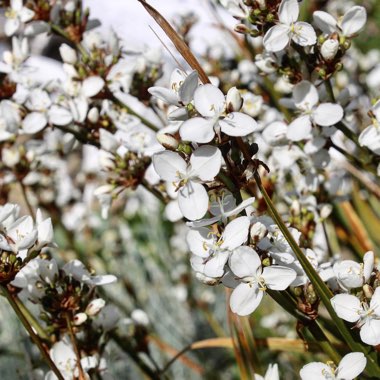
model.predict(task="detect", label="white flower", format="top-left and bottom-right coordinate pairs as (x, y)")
top-left (4, 0), bottom-right (35, 36)
top-left (313, 6), bottom-right (367, 38)
top-left (359, 101), bottom-right (380, 154)
top-left (263, 0), bottom-right (316, 52)
top-left (331, 287), bottom-right (380, 346)
top-left (300, 352), bottom-right (366, 380)
top-left (229, 246), bottom-right (296, 316)
top-left (285, 81), bottom-right (344, 141)
top-left (153, 145), bottom-right (222, 220)
top-left (59, 44), bottom-right (78, 65)
top-left (187, 216), bottom-right (250, 277)
top-left (179, 84), bottom-right (258, 143)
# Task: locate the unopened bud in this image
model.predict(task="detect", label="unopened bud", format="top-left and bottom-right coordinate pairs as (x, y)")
top-left (226, 87), bottom-right (243, 112)
top-left (88, 107), bottom-right (99, 123)
top-left (320, 204), bottom-right (332, 220)
top-left (131, 309), bottom-right (150, 326)
top-left (291, 286), bottom-right (303, 297)
top-left (73, 312), bottom-right (88, 325)
top-left (177, 142), bottom-right (192, 155)
top-left (363, 284), bottom-right (374, 300)
top-left (59, 43), bottom-right (77, 64)
top-left (250, 221), bottom-right (267, 241)
top-left (86, 298), bottom-right (106, 316)
top-left (335, 62), bottom-right (343, 72)
top-left (306, 284), bottom-right (318, 305)
top-left (262, 257), bottom-right (271, 267)
top-left (234, 24), bottom-right (251, 35)
top-left (265, 13), bottom-right (275, 23)
top-left (156, 133), bottom-right (179, 150)
top-left (321, 39), bottom-right (339, 61)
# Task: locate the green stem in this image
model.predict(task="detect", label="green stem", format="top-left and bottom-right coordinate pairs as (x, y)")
top-left (13, 295), bottom-right (49, 341)
top-left (0, 285), bottom-right (64, 380)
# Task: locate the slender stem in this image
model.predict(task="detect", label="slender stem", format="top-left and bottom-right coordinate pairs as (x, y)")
top-left (19, 182), bottom-right (35, 220)
top-left (13, 295), bottom-right (49, 341)
top-left (0, 285), bottom-right (64, 380)
top-left (65, 313), bottom-right (86, 380)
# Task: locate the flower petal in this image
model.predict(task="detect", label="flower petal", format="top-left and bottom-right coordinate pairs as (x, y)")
top-left (313, 103), bottom-right (343, 126)
top-left (341, 6), bottom-right (367, 37)
top-left (313, 11), bottom-right (337, 34)
top-left (219, 112), bottom-right (258, 137)
top-left (331, 294), bottom-right (361, 323)
top-left (263, 24), bottom-right (290, 52)
top-left (293, 81), bottom-right (319, 110)
top-left (337, 352), bottom-right (366, 380)
top-left (287, 115), bottom-right (312, 141)
top-left (189, 145), bottom-right (222, 181)
top-left (179, 117), bottom-right (216, 143)
top-left (300, 363), bottom-right (332, 380)
top-left (179, 71), bottom-right (198, 104)
top-left (360, 319), bottom-right (380, 346)
top-left (152, 151), bottom-right (187, 181)
top-left (221, 216), bottom-right (250, 250)
top-left (229, 246), bottom-right (261, 278)
top-left (22, 112), bottom-right (47, 134)
top-left (279, 0), bottom-right (299, 25)
top-left (292, 22), bottom-right (317, 47)
top-left (262, 266), bottom-right (296, 290)
top-left (178, 181), bottom-right (208, 220)
top-left (186, 227), bottom-right (214, 258)
top-left (230, 283), bottom-right (263, 316)
top-left (194, 84), bottom-right (225, 117)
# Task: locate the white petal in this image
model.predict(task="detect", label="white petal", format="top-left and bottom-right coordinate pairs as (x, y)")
top-left (19, 7), bottom-right (35, 22)
top-left (279, 0), bottom-right (299, 25)
top-left (178, 182), bottom-right (208, 221)
top-left (300, 363), bottom-right (332, 380)
top-left (313, 103), bottom-right (343, 126)
top-left (341, 6), bottom-right (367, 37)
top-left (360, 319), bottom-right (380, 346)
top-left (287, 115), bottom-right (312, 141)
top-left (363, 251), bottom-right (374, 282)
top-left (313, 11), bottom-right (337, 34)
top-left (370, 287), bottom-right (380, 316)
top-left (152, 151), bottom-right (186, 182)
top-left (90, 274), bottom-right (117, 286)
top-left (5, 19), bottom-right (20, 36)
top-left (230, 283), bottom-right (263, 316)
top-left (293, 81), bottom-right (319, 110)
top-left (263, 25), bottom-right (290, 52)
top-left (179, 117), bottom-right (215, 143)
top-left (337, 352), bottom-right (366, 380)
top-left (189, 145), bottom-right (222, 181)
top-left (194, 84), bottom-right (225, 117)
top-left (186, 227), bottom-right (214, 258)
top-left (358, 125), bottom-right (380, 155)
top-left (262, 121), bottom-right (288, 146)
top-left (262, 266), bottom-right (296, 290)
top-left (148, 86), bottom-right (179, 105)
top-left (204, 250), bottom-right (229, 278)
top-left (219, 112), bottom-right (258, 137)
top-left (179, 71), bottom-right (198, 104)
top-left (22, 112), bottom-right (47, 134)
top-left (292, 22), bottom-right (317, 47)
top-left (221, 216), bottom-right (250, 250)
top-left (229, 246), bottom-right (261, 278)
top-left (82, 76), bottom-right (104, 97)
top-left (48, 105), bottom-right (73, 126)
top-left (330, 294), bottom-right (361, 323)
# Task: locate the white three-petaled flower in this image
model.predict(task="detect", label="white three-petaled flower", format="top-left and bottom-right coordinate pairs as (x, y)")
top-left (300, 352), bottom-right (367, 380)
top-left (179, 84), bottom-right (258, 143)
top-left (187, 216), bottom-right (250, 277)
top-left (153, 145), bottom-right (222, 220)
top-left (263, 0), bottom-right (316, 52)
top-left (229, 246), bottom-right (296, 316)
top-left (285, 81), bottom-right (343, 141)
top-left (331, 287), bottom-right (380, 346)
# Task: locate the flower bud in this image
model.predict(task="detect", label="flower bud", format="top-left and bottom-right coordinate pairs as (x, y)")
top-left (131, 309), bottom-right (150, 327)
top-left (59, 43), bottom-right (77, 64)
top-left (250, 221), bottom-right (267, 242)
top-left (156, 133), bottom-right (179, 150)
top-left (86, 298), bottom-right (106, 316)
top-left (2, 148), bottom-right (20, 167)
top-left (363, 284), bottom-right (374, 300)
top-left (234, 24), bottom-right (251, 35)
top-left (73, 312), bottom-right (88, 325)
top-left (321, 39), bottom-right (339, 61)
top-left (320, 204), bottom-right (332, 220)
top-left (226, 87), bottom-right (243, 112)
top-left (88, 107), bottom-right (99, 123)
